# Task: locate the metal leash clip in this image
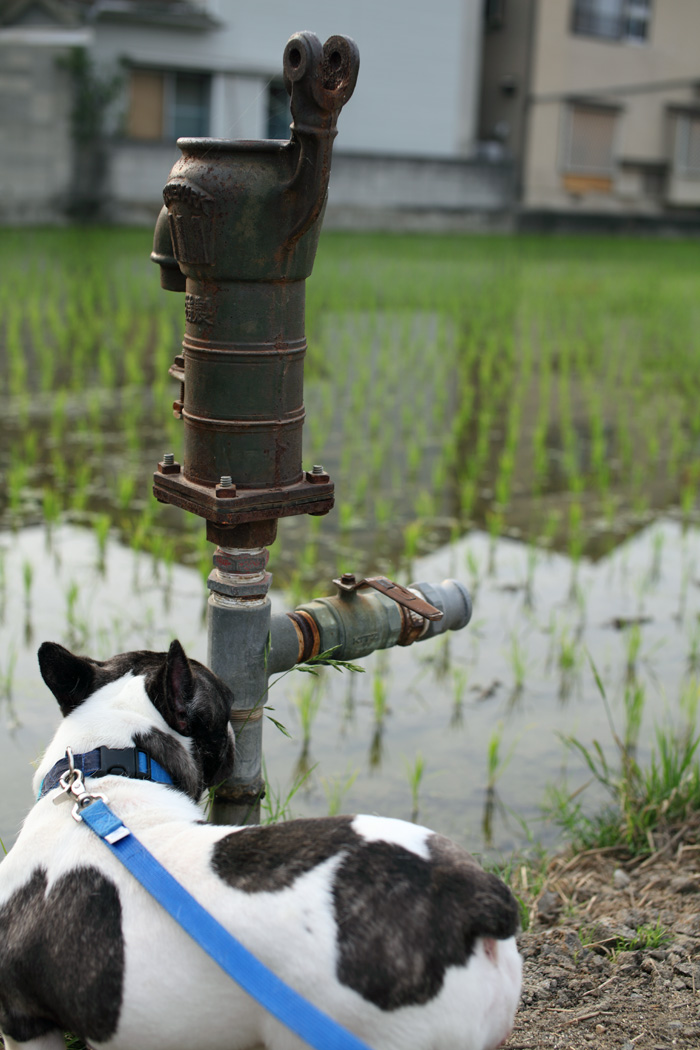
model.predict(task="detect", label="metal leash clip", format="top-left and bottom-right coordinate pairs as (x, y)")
top-left (59, 747), bottom-right (108, 823)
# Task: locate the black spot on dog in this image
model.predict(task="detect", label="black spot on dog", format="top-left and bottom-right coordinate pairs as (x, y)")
top-left (211, 818), bottom-right (519, 1011)
top-left (134, 727), bottom-right (204, 801)
top-left (333, 832), bottom-right (519, 1010)
top-left (0, 867), bottom-right (124, 1042)
top-left (212, 816), bottom-right (359, 892)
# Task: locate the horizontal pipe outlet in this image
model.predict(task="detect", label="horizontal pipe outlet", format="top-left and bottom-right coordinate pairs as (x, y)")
top-left (267, 578), bottom-right (473, 673)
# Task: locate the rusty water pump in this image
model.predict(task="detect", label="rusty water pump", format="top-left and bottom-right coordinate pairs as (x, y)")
top-left (151, 32), bottom-right (472, 824)
top-left (151, 31), bottom-right (359, 548)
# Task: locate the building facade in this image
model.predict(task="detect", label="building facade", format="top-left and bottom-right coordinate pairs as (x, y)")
top-left (0, 0), bottom-right (513, 226)
top-left (480, 0), bottom-right (700, 226)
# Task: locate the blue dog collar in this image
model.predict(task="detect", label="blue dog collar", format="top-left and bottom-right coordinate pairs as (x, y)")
top-left (38, 747), bottom-right (172, 800)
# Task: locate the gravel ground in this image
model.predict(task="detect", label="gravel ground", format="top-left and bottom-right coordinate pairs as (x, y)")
top-left (506, 821), bottom-right (700, 1050)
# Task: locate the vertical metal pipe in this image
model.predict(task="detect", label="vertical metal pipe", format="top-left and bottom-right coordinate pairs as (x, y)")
top-left (206, 546), bottom-right (272, 825)
top-left (207, 595), bottom-right (270, 825)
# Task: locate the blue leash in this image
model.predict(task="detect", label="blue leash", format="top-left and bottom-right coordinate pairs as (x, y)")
top-left (64, 778), bottom-right (372, 1050)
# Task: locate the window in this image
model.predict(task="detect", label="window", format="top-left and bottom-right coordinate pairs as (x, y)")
top-left (571, 0), bottom-right (651, 42)
top-left (564, 105), bottom-right (617, 174)
top-left (267, 80), bottom-right (291, 139)
top-left (127, 69), bottom-right (210, 140)
top-left (674, 114), bottom-right (700, 178)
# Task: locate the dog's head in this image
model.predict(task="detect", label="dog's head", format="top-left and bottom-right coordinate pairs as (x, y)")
top-left (37, 640), bottom-right (235, 801)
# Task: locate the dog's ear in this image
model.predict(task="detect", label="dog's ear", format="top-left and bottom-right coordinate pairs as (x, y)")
top-left (38, 641), bottom-right (96, 716)
top-left (156, 639), bottom-right (194, 735)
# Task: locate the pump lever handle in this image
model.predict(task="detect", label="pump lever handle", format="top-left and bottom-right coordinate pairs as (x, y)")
top-left (332, 574), bottom-right (443, 622)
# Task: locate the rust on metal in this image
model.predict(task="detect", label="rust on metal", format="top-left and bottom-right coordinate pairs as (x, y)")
top-left (151, 31), bottom-right (359, 536)
top-left (205, 519), bottom-right (279, 550)
top-left (287, 609), bottom-right (322, 663)
top-left (212, 547), bottom-right (270, 575)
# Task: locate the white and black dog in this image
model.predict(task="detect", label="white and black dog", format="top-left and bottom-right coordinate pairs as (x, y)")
top-left (0, 640), bottom-right (521, 1050)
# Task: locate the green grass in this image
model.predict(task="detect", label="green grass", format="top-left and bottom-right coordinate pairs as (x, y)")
top-left (546, 655), bottom-right (700, 855)
top-left (579, 917), bottom-right (672, 957)
top-left (1, 229), bottom-right (699, 591)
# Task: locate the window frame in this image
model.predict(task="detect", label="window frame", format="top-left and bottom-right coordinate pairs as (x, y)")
top-left (673, 112), bottom-right (700, 180)
top-left (561, 101), bottom-right (620, 177)
top-left (126, 66), bottom-right (211, 142)
top-left (570, 0), bottom-right (652, 44)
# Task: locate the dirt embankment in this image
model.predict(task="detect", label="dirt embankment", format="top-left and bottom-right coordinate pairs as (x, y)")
top-left (506, 823), bottom-right (700, 1050)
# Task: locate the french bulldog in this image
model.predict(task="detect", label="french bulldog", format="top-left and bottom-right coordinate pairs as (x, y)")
top-left (0, 640), bottom-right (521, 1050)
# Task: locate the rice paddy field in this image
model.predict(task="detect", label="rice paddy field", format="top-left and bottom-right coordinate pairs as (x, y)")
top-left (1, 227), bottom-right (700, 858)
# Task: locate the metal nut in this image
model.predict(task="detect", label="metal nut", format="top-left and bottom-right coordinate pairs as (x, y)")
top-left (158, 455), bottom-right (181, 475)
top-left (212, 547), bottom-right (270, 575)
top-left (216, 477), bottom-right (237, 498)
top-left (306, 466), bottom-right (330, 484)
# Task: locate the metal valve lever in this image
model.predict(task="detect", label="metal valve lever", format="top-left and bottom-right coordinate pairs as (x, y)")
top-left (332, 573), bottom-right (443, 621)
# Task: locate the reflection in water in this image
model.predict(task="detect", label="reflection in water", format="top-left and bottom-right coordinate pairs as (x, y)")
top-left (293, 744), bottom-right (314, 784)
top-left (369, 722), bottom-right (385, 771)
top-left (1, 519), bottom-right (700, 859)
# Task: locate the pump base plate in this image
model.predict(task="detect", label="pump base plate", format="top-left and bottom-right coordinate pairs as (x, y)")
top-left (153, 470), bottom-right (334, 525)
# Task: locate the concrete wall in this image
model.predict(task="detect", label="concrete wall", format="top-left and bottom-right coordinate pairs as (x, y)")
top-left (0, 40), bottom-right (74, 223)
top-left (107, 141), bottom-right (514, 229)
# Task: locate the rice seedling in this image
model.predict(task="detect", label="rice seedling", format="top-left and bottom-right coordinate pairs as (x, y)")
top-left (7, 461), bottom-right (28, 515)
top-left (507, 631), bottom-right (528, 697)
top-left (259, 761), bottom-right (316, 824)
top-left (622, 680), bottom-right (645, 754)
top-left (22, 560), bottom-right (33, 609)
top-left (292, 677), bottom-right (323, 753)
top-left (116, 473), bottom-right (137, 512)
top-left (404, 751), bottom-right (426, 823)
top-left (482, 721), bottom-right (516, 847)
top-left (42, 487), bottom-right (62, 528)
top-left (93, 513), bottom-right (111, 570)
top-left (372, 671), bottom-right (388, 725)
top-left (624, 622), bottom-right (643, 682)
top-left (450, 666), bottom-right (468, 728)
top-left (0, 645), bottom-right (17, 704)
top-left (321, 767), bottom-right (359, 817)
top-left (0, 548), bottom-right (6, 622)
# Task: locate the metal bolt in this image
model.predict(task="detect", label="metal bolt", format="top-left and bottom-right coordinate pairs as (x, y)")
top-left (341, 572), bottom-right (356, 584)
top-left (158, 453), bottom-right (180, 475)
top-left (215, 475), bottom-right (237, 499)
top-left (306, 463), bottom-right (330, 485)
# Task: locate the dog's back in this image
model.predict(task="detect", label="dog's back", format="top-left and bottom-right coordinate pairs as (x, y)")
top-left (0, 641), bottom-right (521, 1050)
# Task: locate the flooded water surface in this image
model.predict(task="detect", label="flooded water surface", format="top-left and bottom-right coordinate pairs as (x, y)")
top-left (2, 230), bottom-right (699, 858)
top-left (2, 518), bottom-right (698, 858)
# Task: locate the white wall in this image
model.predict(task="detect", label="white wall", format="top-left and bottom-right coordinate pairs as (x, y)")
top-left (93, 0), bottom-right (483, 158)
